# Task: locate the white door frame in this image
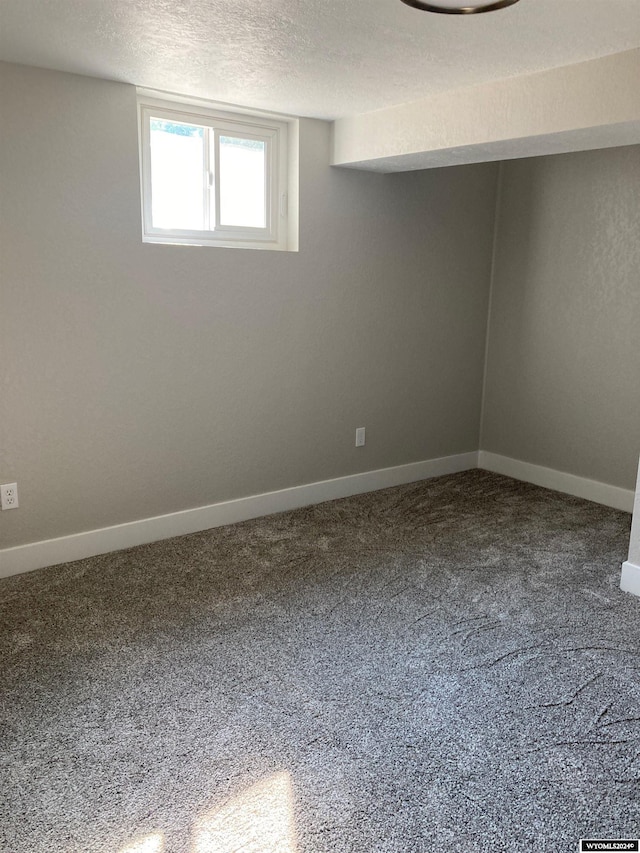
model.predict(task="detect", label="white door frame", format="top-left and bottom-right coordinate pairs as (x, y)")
top-left (621, 456), bottom-right (640, 597)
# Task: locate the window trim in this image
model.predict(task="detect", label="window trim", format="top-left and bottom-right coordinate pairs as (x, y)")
top-left (138, 94), bottom-right (292, 251)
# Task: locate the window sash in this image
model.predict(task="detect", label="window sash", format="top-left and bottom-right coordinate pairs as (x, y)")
top-left (139, 102), bottom-right (285, 248)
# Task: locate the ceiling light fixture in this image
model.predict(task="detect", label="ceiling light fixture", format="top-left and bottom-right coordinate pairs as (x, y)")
top-left (400, 0), bottom-right (520, 14)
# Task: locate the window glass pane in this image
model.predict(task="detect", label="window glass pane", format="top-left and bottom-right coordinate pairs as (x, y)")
top-left (219, 136), bottom-right (266, 228)
top-left (150, 119), bottom-right (205, 230)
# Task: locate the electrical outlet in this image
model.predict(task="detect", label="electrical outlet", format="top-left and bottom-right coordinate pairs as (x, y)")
top-left (0, 483), bottom-right (19, 510)
top-left (355, 427), bottom-right (366, 447)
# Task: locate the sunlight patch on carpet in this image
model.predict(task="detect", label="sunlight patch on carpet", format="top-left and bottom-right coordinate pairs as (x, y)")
top-left (192, 772), bottom-right (297, 853)
top-left (118, 833), bottom-right (164, 853)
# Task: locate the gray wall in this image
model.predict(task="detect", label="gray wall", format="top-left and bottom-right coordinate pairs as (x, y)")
top-left (0, 62), bottom-right (498, 549)
top-left (481, 146), bottom-right (640, 490)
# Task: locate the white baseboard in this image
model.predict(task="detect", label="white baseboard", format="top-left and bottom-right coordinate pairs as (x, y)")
top-left (0, 451), bottom-right (478, 579)
top-left (2, 449), bottom-right (634, 583)
top-left (620, 562), bottom-right (640, 597)
top-left (478, 451), bottom-right (635, 513)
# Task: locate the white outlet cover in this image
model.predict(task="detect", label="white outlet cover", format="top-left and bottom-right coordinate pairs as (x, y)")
top-left (0, 482), bottom-right (19, 510)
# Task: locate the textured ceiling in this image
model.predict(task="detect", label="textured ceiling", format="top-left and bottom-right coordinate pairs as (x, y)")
top-left (1, 0), bottom-right (639, 119)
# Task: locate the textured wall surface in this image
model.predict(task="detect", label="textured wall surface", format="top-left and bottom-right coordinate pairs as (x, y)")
top-left (481, 146), bottom-right (640, 491)
top-left (0, 62), bottom-right (498, 550)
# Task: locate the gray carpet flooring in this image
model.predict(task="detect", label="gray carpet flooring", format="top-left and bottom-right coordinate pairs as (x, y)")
top-left (1, 470), bottom-right (639, 853)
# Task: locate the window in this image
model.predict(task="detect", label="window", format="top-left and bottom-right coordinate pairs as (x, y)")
top-left (138, 95), bottom-right (295, 250)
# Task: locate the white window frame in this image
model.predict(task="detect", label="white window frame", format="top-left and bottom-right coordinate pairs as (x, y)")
top-left (138, 95), bottom-right (291, 251)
